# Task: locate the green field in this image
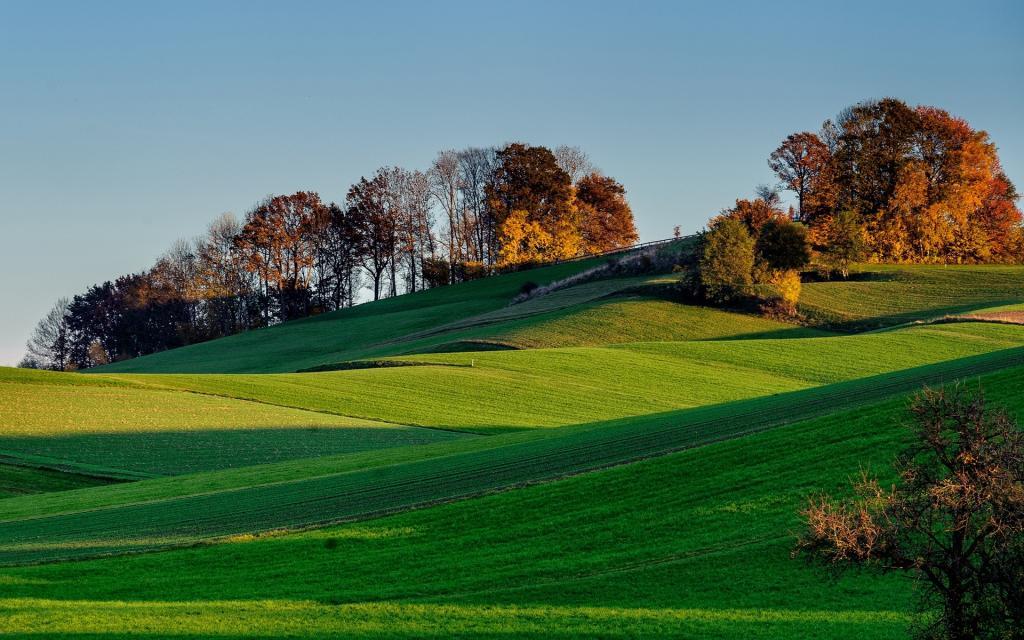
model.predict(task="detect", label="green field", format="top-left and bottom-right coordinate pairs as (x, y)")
top-left (103, 323), bottom-right (1024, 432)
top-left (1, 364), bottom-right (1021, 638)
top-left (800, 264), bottom-right (1024, 329)
top-left (2, 262), bottom-right (1023, 638)
top-left (0, 367), bottom-right (467, 476)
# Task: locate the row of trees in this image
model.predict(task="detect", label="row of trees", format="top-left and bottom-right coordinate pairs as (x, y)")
top-left (22, 143), bottom-right (639, 370)
top-left (767, 98), bottom-right (1022, 263)
top-left (694, 99), bottom-right (1021, 314)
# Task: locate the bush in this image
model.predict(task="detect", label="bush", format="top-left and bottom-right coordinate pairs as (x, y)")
top-left (699, 218), bottom-right (755, 302)
top-left (756, 220), bottom-right (811, 272)
top-left (769, 270), bottom-right (801, 313)
top-left (518, 281), bottom-right (539, 296)
top-left (421, 257), bottom-right (451, 289)
top-left (457, 261), bottom-right (488, 282)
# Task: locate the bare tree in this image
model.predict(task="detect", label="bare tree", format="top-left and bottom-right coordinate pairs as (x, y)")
top-left (392, 168), bottom-right (434, 293)
top-left (430, 150), bottom-right (464, 282)
top-left (347, 171), bottom-right (397, 301)
top-left (797, 385), bottom-right (1024, 640)
top-left (195, 212), bottom-right (258, 335)
top-left (458, 146), bottom-right (497, 263)
top-left (553, 145), bottom-right (595, 184)
top-left (24, 297), bottom-right (73, 370)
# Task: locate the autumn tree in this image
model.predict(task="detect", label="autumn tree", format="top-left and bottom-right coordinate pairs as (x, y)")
top-left (496, 209), bottom-right (553, 267)
top-left (778, 98), bottom-right (1023, 263)
top-left (24, 297), bottom-right (73, 371)
top-left (488, 143), bottom-right (579, 264)
top-left (769, 131), bottom-right (834, 222)
top-left (347, 171), bottom-right (397, 301)
top-left (699, 217), bottom-right (755, 301)
top-left (797, 385), bottom-right (1024, 640)
top-left (234, 192), bottom-right (325, 320)
top-left (195, 212), bottom-right (261, 336)
top-left (712, 195), bottom-right (787, 235)
top-left (576, 172), bottom-right (639, 253)
top-left (553, 145), bottom-right (594, 184)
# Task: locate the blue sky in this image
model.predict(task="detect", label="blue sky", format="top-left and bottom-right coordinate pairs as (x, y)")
top-left (1, 0), bottom-right (1022, 364)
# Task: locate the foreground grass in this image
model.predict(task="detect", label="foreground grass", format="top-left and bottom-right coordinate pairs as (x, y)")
top-left (1, 349), bottom-right (1020, 566)
top-left (6, 367), bottom-right (1022, 637)
top-left (0, 367), bottom-right (465, 476)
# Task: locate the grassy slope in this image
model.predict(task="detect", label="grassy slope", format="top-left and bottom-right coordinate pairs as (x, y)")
top-left (0, 367), bottom-right (466, 476)
top-left (800, 263), bottom-right (1024, 329)
top-left (1, 348), bottom-right (1021, 567)
top-left (2, 366), bottom-right (1022, 638)
top-left (420, 296), bottom-right (827, 351)
top-left (112, 323), bottom-right (1024, 432)
top-left (0, 465), bottom-right (111, 498)
top-left (95, 258), bottom-right (607, 374)
top-left (93, 261), bottom-right (1024, 376)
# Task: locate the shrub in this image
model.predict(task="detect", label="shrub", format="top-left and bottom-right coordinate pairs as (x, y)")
top-left (699, 218), bottom-right (755, 302)
top-left (757, 219), bottom-right (811, 272)
top-left (421, 257), bottom-right (451, 288)
top-left (518, 281), bottom-right (539, 296)
top-left (769, 270), bottom-right (802, 313)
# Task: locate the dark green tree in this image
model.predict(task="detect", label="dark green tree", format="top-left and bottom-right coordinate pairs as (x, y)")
top-left (756, 220), bottom-right (811, 272)
top-left (699, 218), bottom-right (755, 301)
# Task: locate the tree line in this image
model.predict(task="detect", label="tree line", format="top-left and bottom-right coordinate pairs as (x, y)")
top-left (768, 97), bottom-right (1021, 263)
top-left (694, 98), bottom-right (1022, 313)
top-left (21, 143), bottom-right (638, 370)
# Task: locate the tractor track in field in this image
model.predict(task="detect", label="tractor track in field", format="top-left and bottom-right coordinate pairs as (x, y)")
top-left (0, 347), bottom-right (1022, 567)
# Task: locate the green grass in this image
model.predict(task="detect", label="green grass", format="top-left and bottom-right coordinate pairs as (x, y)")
top-left (89, 263), bottom-right (1024, 375)
top-left (2, 364), bottom-right (1021, 638)
top-left (95, 258), bottom-right (608, 374)
top-left (3, 259), bottom-right (1022, 637)
top-left (109, 323), bottom-right (1024, 432)
top-left (1, 348), bottom-right (1020, 567)
top-left (800, 263), bottom-right (1024, 330)
top-left (0, 464), bottom-right (112, 498)
top-left (0, 367), bottom-right (467, 476)
top-left (421, 296), bottom-right (828, 351)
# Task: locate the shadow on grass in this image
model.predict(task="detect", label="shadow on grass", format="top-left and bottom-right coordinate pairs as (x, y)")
top-left (0, 426), bottom-right (471, 477)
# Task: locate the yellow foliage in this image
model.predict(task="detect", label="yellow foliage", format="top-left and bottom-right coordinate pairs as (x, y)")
top-left (770, 270), bottom-right (802, 309)
top-left (497, 210), bottom-right (554, 267)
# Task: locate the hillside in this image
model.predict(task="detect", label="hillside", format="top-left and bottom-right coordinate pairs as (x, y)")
top-left (94, 262), bottom-right (1024, 374)
top-left (1, 364), bottom-right (1021, 637)
top-left (2, 259), bottom-right (1023, 638)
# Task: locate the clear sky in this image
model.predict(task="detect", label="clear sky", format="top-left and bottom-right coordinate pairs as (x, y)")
top-left (1, 0), bottom-right (1022, 365)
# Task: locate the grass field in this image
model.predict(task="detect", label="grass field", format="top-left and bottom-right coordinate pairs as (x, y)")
top-left (3, 261), bottom-right (1023, 638)
top-left (95, 257), bottom-right (609, 374)
top-left (1, 349), bottom-right (1021, 566)
top-left (0, 367), bottom-right (467, 476)
top-left (800, 264), bottom-right (1024, 329)
top-left (107, 323), bottom-right (1024, 432)
top-left (1, 364), bottom-right (1021, 638)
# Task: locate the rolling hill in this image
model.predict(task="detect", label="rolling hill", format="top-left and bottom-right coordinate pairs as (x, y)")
top-left (1, 259), bottom-right (1023, 638)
